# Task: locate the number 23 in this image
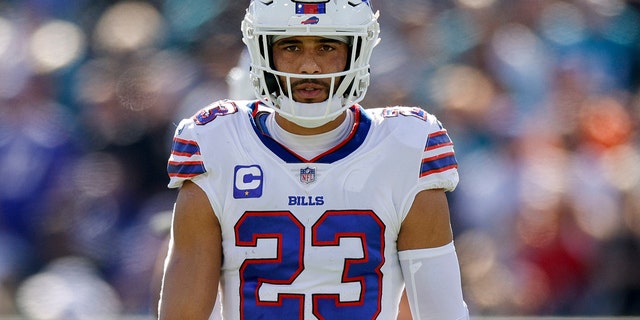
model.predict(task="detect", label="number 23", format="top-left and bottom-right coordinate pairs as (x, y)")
top-left (235, 210), bottom-right (385, 319)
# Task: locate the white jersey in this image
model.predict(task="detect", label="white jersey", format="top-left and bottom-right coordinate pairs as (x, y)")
top-left (167, 100), bottom-right (459, 320)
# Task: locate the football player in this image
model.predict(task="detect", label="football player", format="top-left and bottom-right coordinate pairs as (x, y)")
top-left (158, 0), bottom-right (469, 319)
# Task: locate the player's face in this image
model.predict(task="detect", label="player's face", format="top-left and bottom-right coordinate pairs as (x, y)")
top-left (272, 36), bottom-right (348, 103)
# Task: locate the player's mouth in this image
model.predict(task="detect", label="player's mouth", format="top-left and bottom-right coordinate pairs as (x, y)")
top-left (292, 80), bottom-right (329, 102)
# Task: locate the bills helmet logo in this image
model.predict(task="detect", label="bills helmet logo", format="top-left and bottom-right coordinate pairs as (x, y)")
top-left (301, 16), bottom-right (320, 25)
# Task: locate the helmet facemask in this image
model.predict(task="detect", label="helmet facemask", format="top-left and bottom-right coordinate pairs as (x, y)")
top-left (242, 0), bottom-right (380, 128)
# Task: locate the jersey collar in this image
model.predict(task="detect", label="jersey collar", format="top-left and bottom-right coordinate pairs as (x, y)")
top-left (248, 102), bottom-right (371, 164)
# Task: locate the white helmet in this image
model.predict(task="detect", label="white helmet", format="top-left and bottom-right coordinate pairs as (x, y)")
top-left (242, 0), bottom-right (380, 128)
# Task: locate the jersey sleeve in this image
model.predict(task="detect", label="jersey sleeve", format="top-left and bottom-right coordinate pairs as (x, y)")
top-left (167, 118), bottom-right (207, 189)
top-left (418, 114), bottom-right (459, 192)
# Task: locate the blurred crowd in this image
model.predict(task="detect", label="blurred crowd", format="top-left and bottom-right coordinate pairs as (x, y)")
top-left (0, 0), bottom-right (639, 318)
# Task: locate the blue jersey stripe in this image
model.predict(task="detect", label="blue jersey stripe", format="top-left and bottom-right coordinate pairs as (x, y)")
top-left (425, 131), bottom-right (452, 150)
top-left (171, 138), bottom-right (201, 157)
top-left (420, 153), bottom-right (458, 177)
top-left (167, 161), bottom-right (206, 178)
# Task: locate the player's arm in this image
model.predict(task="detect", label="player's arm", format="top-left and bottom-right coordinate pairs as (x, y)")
top-left (398, 189), bottom-right (453, 250)
top-left (397, 189), bottom-right (469, 320)
top-left (158, 180), bottom-right (222, 320)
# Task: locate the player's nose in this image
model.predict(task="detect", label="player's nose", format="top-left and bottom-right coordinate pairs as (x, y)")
top-left (298, 52), bottom-right (321, 74)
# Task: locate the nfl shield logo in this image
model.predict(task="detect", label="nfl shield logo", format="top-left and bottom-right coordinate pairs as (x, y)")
top-left (300, 167), bottom-right (316, 184)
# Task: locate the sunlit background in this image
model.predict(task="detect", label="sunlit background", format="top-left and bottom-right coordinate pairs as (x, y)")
top-left (0, 0), bottom-right (639, 319)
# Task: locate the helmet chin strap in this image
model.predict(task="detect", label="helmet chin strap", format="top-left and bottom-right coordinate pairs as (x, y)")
top-left (276, 95), bottom-right (345, 128)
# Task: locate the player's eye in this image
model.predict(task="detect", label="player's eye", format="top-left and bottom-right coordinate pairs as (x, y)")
top-left (284, 45), bottom-right (300, 52)
top-left (319, 44), bottom-right (335, 52)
